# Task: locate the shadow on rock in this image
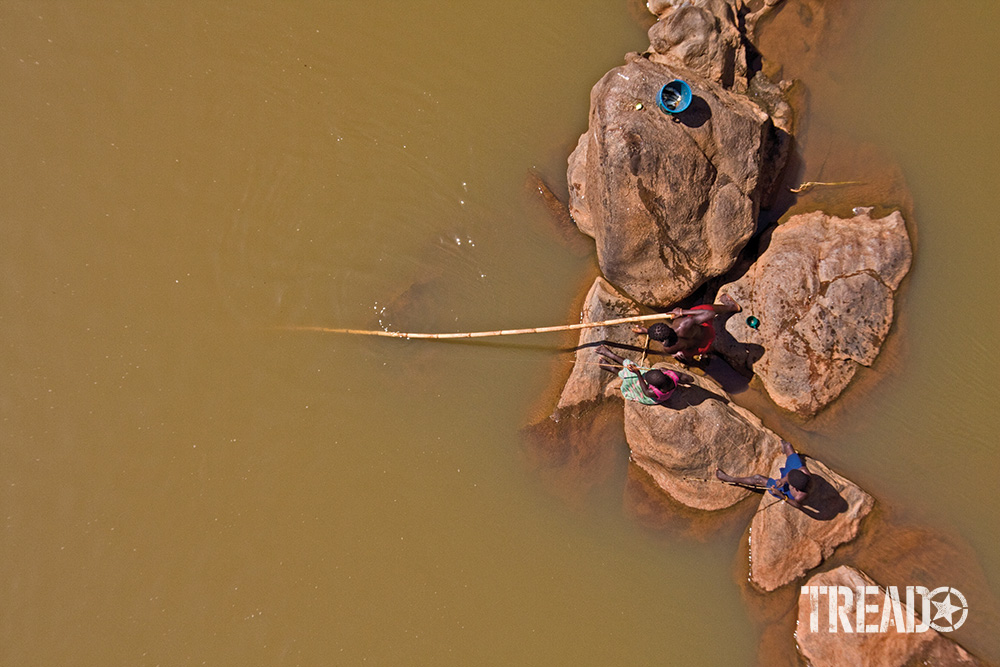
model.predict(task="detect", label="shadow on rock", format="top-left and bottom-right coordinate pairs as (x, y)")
top-left (669, 382), bottom-right (730, 409)
top-left (800, 470), bottom-right (849, 521)
top-left (676, 94), bottom-right (711, 128)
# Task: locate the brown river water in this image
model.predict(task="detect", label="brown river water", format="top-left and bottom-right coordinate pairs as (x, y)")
top-left (2, 1), bottom-right (998, 664)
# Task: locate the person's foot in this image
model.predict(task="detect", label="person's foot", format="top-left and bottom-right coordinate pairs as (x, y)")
top-left (718, 293), bottom-right (741, 312)
top-left (672, 351), bottom-right (696, 364)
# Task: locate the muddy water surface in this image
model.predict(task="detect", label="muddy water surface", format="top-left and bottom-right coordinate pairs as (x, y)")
top-left (2, 1), bottom-right (998, 665)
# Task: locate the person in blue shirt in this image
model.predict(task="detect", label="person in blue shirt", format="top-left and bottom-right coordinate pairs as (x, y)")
top-left (715, 439), bottom-right (812, 510)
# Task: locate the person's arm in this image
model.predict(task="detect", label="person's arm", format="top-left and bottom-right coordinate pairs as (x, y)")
top-left (670, 308), bottom-right (716, 325)
top-left (626, 363), bottom-right (658, 400)
top-left (769, 478), bottom-right (797, 506)
top-left (657, 338), bottom-right (688, 355)
top-left (784, 496), bottom-right (804, 510)
top-left (785, 489), bottom-right (819, 514)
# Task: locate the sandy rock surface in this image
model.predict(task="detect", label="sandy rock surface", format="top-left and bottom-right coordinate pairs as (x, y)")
top-left (624, 368), bottom-right (782, 510)
top-left (749, 457), bottom-right (874, 591)
top-left (715, 209), bottom-right (912, 415)
top-left (796, 566), bottom-right (982, 666)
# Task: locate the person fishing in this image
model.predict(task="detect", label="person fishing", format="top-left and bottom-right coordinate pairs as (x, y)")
top-left (715, 439), bottom-right (812, 510)
top-left (632, 294), bottom-right (741, 361)
top-left (595, 345), bottom-right (692, 405)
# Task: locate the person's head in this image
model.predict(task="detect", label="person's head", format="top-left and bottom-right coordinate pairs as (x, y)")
top-left (648, 322), bottom-right (678, 347)
top-left (643, 369), bottom-right (676, 392)
top-left (787, 468), bottom-right (810, 492)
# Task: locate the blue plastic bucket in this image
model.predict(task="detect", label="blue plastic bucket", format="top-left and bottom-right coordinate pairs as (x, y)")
top-left (658, 79), bottom-right (692, 114)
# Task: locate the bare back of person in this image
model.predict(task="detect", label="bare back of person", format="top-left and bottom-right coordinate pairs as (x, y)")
top-left (632, 295), bottom-right (740, 360)
top-left (672, 315), bottom-right (712, 355)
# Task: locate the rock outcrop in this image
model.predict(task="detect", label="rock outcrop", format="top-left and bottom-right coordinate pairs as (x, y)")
top-left (623, 367), bottom-right (781, 510)
top-left (796, 566), bottom-right (982, 666)
top-left (749, 457), bottom-right (874, 591)
top-left (646, 1), bottom-right (783, 27)
top-left (555, 277), bottom-right (645, 413)
top-left (646, 1), bottom-right (746, 89)
top-left (715, 209), bottom-right (912, 415)
top-left (567, 54), bottom-right (786, 307)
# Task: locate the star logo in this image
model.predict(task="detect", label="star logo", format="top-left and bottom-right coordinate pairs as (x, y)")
top-left (928, 587), bottom-right (969, 632)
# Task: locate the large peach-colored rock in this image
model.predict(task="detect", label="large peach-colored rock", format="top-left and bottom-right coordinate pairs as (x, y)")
top-left (796, 566), bottom-right (982, 666)
top-left (715, 209), bottom-right (912, 416)
top-left (749, 458), bottom-right (873, 591)
top-left (623, 367), bottom-right (781, 510)
top-left (567, 55), bottom-right (785, 308)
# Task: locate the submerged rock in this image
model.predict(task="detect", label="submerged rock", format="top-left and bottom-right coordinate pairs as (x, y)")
top-left (749, 457), bottom-right (873, 591)
top-left (568, 54), bottom-right (785, 307)
top-left (715, 209), bottom-right (912, 416)
top-left (796, 566), bottom-right (982, 666)
top-left (623, 367), bottom-right (781, 511)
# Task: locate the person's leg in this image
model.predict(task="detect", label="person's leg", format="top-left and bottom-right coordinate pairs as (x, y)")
top-left (716, 469), bottom-right (769, 488)
top-left (595, 345), bottom-right (625, 373)
top-left (596, 345), bottom-right (626, 366)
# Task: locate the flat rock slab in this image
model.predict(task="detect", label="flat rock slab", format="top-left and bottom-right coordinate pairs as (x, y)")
top-left (749, 458), bottom-right (874, 591)
top-left (716, 209), bottom-right (912, 416)
top-left (796, 566), bottom-right (982, 666)
top-left (624, 368), bottom-right (781, 511)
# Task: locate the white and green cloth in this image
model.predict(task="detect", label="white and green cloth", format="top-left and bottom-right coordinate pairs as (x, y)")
top-left (618, 361), bottom-right (658, 405)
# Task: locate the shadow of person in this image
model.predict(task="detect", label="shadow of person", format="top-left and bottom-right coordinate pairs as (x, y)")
top-left (744, 343), bottom-right (766, 371)
top-left (667, 383), bottom-right (730, 409)
top-left (710, 308), bottom-right (766, 373)
top-left (799, 473), bottom-right (849, 521)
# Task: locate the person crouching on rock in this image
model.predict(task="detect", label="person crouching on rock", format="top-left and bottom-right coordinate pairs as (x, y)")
top-left (595, 345), bottom-right (692, 405)
top-left (632, 294), bottom-right (741, 362)
top-left (716, 439), bottom-right (812, 510)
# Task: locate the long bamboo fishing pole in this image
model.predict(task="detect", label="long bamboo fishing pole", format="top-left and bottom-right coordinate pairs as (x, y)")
top-left (276, 312), bottom-right (677, 340)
